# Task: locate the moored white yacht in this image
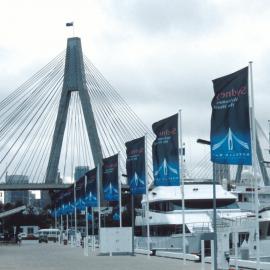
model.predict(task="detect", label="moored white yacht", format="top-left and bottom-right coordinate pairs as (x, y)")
top-left (135, 180), bottom-right (249, 255)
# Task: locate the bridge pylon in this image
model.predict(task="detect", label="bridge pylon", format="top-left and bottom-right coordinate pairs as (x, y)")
top-left (42, 37), bottom-right (103, 206)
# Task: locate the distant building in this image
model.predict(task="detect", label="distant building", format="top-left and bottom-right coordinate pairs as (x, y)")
top-left (5, 175), bottom-right (29, 205)
top-left (74, 166), bottom-right (89, 181)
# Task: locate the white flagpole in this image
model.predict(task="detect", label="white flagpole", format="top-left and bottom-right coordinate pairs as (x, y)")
top-left (118, 153), bottom-right (122, 227)
top-left (97, 164), bottom-right (101, 249)
top-left (85, 175), bottom-right (89, 256)
top-left (66, 214), bottom-right (69, 243)
top-left (178, 110), bottom-right (186, 264)
top-left (145, 134), bottom-right (151, 258)
top-left (91, 207), bottom-right (95, 251)
top-left (60, 214), bottom-right (63, 244)
top-left (74, 182), bottom-right (77, 244)
top-left (249, 61), bottom-right (260, 270)
top-left (55, 209), bottom-right (57, 229)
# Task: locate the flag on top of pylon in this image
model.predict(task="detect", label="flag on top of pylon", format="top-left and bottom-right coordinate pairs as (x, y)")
top-left (66, 22), bottom-right (74, 27)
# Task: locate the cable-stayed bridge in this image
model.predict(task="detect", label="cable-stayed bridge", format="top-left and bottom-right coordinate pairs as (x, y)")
top-left (0, 37), bottom-right (155, 203)
top-left (0, 37), bottom-right (269, 205)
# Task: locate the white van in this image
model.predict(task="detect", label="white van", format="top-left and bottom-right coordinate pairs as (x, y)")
top-left (38, 229), bottom-right (60, 242)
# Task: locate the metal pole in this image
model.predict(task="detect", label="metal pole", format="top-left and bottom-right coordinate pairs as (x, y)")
top-left (66, 214), bottom-right (69, 243)
top-left (145, 134), bottom-right (151, 258)
top-left (212, 163), bottom-right (218, 270)
top-left (118, 153), bottom-right (122, 227)
top-left (178, 110), bottom-right (186, 264)
top-left (211, 240), bottom-right (214, 270)
top-left (201, 240), bottom-right (205, 270)
top-left (131, 194), bottom-right (135, 255)
top-left (91, 207), bottom-right (95, 251)
top-left (84, 175), bottom-right (88, 255)
top-left (97, 164), bottom-right (101, 248)
top-left (268, 120), bottom-right (270, 154)
top-left (235, 231), bottom-right (238, 270)
top-left (60, 214), bottom-right (63, 244)
top-left (85, 206), bottom-right (88, 256)
top-left (249, 61), bottom-right (260, 270)
top-left (55, 209), bottom-right (57, 229)
top-left (74, 182), bottom-right (77, 243)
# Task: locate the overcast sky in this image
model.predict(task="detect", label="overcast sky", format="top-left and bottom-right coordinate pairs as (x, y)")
top-left (0, 0), bottom-right (270, 174)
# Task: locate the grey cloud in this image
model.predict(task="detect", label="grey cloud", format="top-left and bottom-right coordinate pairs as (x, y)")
top-left (105, 0), bottom-right (221, 36)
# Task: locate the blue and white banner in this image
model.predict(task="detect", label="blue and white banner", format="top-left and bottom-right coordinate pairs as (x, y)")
top-left (85, 168), bottom-right (98, 207)
top-left (211, 67), bottom-right (251, 165)
top-left (76, 176), bottom-right (85, 210)
top-left (125, 136), bottom-right (146, 195)
top-left (152, 113), bottom-right (180, 186)
top-left (102, 154), bottom-right (119, 201)
top-left (62, 185), bottom-right (73, 214)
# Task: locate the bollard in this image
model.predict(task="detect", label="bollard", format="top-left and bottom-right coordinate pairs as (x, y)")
top-left (211, 240), bottom-right (214, 270)
top-left (201, 240), bottom-right (205, 270)
top-left (235, 232), bottom-right (238, 270)
top-left (92, 235), bottom-right (96, 252)
top-left (84, 237), bottom-right (88, 256)
top-left (71, 235), bottom-right (74, 247)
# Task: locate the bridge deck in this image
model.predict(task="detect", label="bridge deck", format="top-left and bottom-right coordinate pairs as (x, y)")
top-left (0, 183), bottom-right (70, 190)
top-left (0, 241), bottom-right (210, 270)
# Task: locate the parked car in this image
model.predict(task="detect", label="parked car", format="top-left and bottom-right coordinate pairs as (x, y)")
top-left (0, 233), bottom-right (4, 240)
top-left (18, 233), bottom-right (27, 240)
top-left (38, 234), bottom-right (48, 243)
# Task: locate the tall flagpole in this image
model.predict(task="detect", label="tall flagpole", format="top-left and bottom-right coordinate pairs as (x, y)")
top-left (145, 134), bottom-right (151, 258)
top-left (178, 110), bottom-right (186, 264)
top-left (91, 207), bottom-right (95, 251)
top-left (118, 152), bottom-right (122, 227)
top-left (55, 209), bottom-right (57, 229)
top-left (249, 61), bottom-right (260, 270)
top-left (74, 182), bottom-right (77, 244)
top-left (66, 214), bottom-right (69, 243)
top-left (60, 214), bottom-right (63, 244)
top-left (97, 164), bottom-right (101, 248)
top-left (85, 175), bottom-right (89, 256)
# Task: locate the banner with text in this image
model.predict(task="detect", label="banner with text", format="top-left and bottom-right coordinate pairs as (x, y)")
top-left (126, 136), bottom-right (146, 195)
top-left (102, 154), bottom-right (119, 201)
top-left (211, 67), bottom-right (251, 165)
top-left (152, 113), bottom-right (180, 186)
top-left (85, 168), bottom-right (98, 207)
top-left (76, 176), bottom-right (85, 210)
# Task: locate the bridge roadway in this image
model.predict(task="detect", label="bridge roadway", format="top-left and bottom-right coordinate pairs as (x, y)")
top-left (0, 241), bottom-right (211, 270)
top-left (0, 183), bottom-right (70, 190)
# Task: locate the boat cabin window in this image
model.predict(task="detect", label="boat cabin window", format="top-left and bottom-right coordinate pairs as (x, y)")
top-left (135, 224), bottom-right (190, 237)
top-left (267, 223), bottom-right (270, 237)
top-left (149, 199), bottom-right (238, 211)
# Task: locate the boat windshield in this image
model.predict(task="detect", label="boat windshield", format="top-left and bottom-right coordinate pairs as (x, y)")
top-left (150, 199), bottom-right (239, 211)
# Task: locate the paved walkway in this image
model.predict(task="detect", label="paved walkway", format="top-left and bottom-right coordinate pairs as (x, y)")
top-left (0, 241), bottom-right (211, 270)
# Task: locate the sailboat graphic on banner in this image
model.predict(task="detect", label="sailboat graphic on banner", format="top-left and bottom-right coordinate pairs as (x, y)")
top-left (154, 158), bottom-right (178, 177)
top-left (212, 128), bottom-right (249, 151)
top-left (130, 172), bottom-right (145, 187)
top-left (87, 191), bottom-right (97, 203)
top-left (104, 182), bottom-right (118, 200)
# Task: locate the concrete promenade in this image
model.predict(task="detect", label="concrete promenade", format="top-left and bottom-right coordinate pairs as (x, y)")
top-left (0, 241), bottom-right (211, 270)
